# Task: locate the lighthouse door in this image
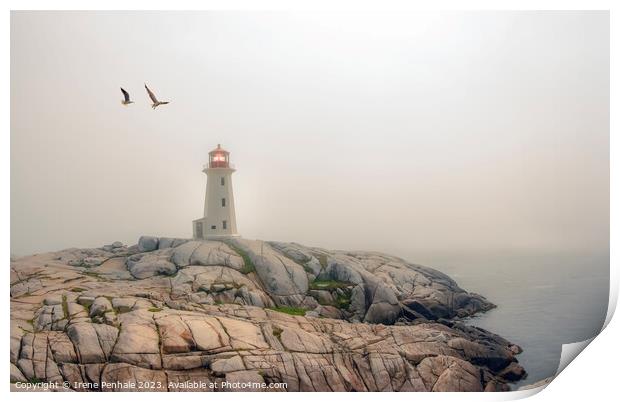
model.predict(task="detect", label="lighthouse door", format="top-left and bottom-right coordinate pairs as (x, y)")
top-left (195, 222), bottom-right (203, 239)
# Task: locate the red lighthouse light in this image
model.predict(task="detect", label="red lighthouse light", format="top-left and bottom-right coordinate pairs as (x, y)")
top-left (208, 144), bottom-right (230, 168)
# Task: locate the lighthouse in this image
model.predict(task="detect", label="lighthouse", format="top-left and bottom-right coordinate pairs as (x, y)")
top-left (192, 144), bottom-right (239, 240)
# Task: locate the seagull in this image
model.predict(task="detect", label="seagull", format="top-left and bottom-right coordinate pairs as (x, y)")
top-left (144, 84), bottom-right (170, 109)
top-left (120, 87), bottom-right (134, 105)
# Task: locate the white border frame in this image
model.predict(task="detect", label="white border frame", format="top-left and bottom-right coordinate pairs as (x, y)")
top-left (3, 1), bottom-right (617, 401)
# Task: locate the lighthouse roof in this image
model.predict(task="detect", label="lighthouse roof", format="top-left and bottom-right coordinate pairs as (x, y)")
top-left (209, 144), bottom-right (229, 154)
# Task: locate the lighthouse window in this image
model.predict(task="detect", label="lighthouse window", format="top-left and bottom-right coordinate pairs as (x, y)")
top-left (220, 177), bottom-right (225, 186)
top-left (222, 220), bottom-right (227, 229)
top-left (221, 198), bottom-right (226, 207)
top-left (211, 225), bottom-right (216, 230)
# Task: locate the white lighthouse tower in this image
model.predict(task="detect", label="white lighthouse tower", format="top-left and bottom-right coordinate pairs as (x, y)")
top-left (192, 144), bottom-right (239, 240)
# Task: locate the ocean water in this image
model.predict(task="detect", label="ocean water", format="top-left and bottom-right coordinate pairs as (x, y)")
top-left (406, 251), bottom-right (609, 388)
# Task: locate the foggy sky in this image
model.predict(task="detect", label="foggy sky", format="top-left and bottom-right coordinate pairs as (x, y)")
top-left (11, 11), bottom-right (609, 258)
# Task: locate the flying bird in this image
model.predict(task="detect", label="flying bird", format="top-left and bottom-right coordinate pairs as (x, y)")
top-left (145, 84), bottom-right (170, 109)
top-left (120, 87), bottom-right (134, 105)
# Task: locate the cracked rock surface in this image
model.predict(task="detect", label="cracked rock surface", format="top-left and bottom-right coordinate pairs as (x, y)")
top-left (10, 237), bottom-right (525, 391)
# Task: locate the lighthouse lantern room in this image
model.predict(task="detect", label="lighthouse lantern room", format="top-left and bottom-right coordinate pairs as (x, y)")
top-left (192, 144), bottom-right (239, 239)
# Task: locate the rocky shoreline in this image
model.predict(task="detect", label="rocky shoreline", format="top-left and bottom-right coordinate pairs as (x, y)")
top-left (10, 236), bottom-right (526, 391)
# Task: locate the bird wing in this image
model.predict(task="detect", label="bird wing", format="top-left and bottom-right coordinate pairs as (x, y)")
top-left (145, 84), bottom-right (159, 103)
top-left (120, 87), bottom-right (131, 102)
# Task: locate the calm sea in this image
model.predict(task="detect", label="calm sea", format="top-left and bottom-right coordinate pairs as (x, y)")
top-left (405, 250), bottom-right (609, 388)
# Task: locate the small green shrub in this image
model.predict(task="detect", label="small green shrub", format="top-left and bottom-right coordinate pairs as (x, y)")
top-left (335, 293), bottom-right (352, 310)
top-left (272, 327), bottom-right (283, 340)
top-left (309, 280), bottom-right (352, 290)
top-left (61, 295), bottom-right (69, 318)
top-left (227, 243), bottom-right (256, 274)
top-left (267, 306), bottom-right (307, 316)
